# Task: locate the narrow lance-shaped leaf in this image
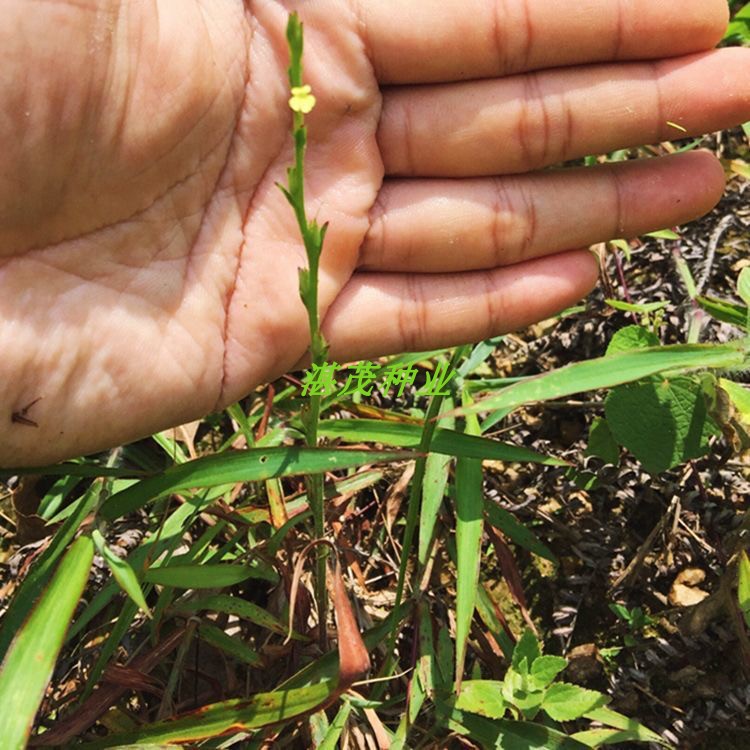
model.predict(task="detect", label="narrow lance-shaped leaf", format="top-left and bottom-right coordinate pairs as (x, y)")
top-left (456, 342), bottom-right (747, 417)
top-left (454, 393), bottom-right (484, 691)
top-left (739, 550), bottom-right (750, 630)
top-left (101, 446), bottom-right (416, 520)
top-left (0, 536), bottom-right (94, 750)
top-left (92, 529), bottom-right (151, 618)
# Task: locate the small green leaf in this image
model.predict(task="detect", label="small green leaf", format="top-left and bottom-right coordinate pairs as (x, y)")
top-left (739, 268), bottom-right (750, 308)
top-left (512, 629), bottom-right (542, 671)
top-left (542, 683), bottom-right (607, 722)
top-left (530, 656), bottom-right (568, 690)
top-left (606, 325), bottom-right (661, 355)
top-left (645, 229), bottom-right (680, 240)
top-left (92, 530), bottom-right (151, 618)
top-left (739, 551), bottom-right (750, 630)
top-left (455, 680), bottom-right (507, 719)
top-left (586, 417), bottom-right (620, 465)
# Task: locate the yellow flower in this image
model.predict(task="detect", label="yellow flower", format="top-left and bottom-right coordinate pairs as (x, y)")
top-left (289, 84), bottom-right (316, 114)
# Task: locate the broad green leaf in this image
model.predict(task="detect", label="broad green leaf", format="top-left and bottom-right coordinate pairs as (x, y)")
top-left (144, 562), bottom-right (276, 589)
top-left (79, 680), bottom-right (336, 748)
top-left (318, 419), bottom-right (565, 466)
top-left (175, 594), bottom-right (293, 637)
top-left (454, 449), bottom-right (484, 683)
top-left (484, 501), bottom-right (557, 564)
top-left (585, 417), bottom-right (620, 465)
top-left (605, 376), bottom-right (720, 474)
top-left (455, 680), bottom-right (507, 719)
top-left (0, 536), bottom-right (93, 750)
top-left (739, 551), bottom-right (750, 629)
top-left (606, 325), bottom-right (660, 355)
top-left (581, 706), bottom-right (666, 746)
top-left (542, 683), bottom-right (607, 722)
top-left (92, 529), bottom-right (151, 618)
top-left (448, 708), bottom-right (589, 749)
top-left (459, 343), bottom-right (746, 417)
top-left (101, 446), bottom-right (416, 520)
top-left (198, 623), bottom-right (263, 667)
top-left (696, 296), bottom-right (748, 330)
top-left (530, 656), bottom-right (568, 690)
top-left (512, 629), bottom-right (541, 671)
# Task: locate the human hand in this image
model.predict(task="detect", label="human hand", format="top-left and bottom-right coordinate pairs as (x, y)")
top-left (1, 0), bottom-right (748, 466)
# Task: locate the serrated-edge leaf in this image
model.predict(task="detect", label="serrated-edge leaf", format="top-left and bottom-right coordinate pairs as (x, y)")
top-left (512, 629), bottom-right (542, 671)
top-left (542, 683), bottom-right (607, 722)
top-left (0, 536), bottom-right (94, 750)
top-left (455, 680), bottom-right (507, 719)
top-left (530, 655), bottom-right (568, 690)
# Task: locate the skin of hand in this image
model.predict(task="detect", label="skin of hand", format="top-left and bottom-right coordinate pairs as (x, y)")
top-left (0, 0), bottom-right (748, 467)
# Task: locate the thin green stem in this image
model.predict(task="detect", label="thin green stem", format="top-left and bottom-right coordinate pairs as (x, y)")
top-left (281, 12), bottom-right (329, 649)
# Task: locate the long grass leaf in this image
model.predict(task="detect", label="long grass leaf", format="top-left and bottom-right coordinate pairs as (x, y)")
top-left (101, 447), bottom-right (415, 520)
top-left (457, 343), bottom-right (746, 416)
top-left (0, 536), bottom-right (93, 749)
top-left (79, 680), bottom-right (336, 748)
top-left (0, 483), bottom-right (99, 660)
top-left (454, 431), bottom-right (484, 688)
top-left (318, 419), bottom-right (565, 466)
top-left (144, 563), bottom-right (275, 589)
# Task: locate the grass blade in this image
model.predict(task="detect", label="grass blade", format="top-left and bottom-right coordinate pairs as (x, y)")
top-left (457, 343), bottom-right (746, 416)
top-left (144, 563), bottom-right (276, 588)
top-left (79, 680), bottom-right (336, 748)
top-left (318, 419), bottom-right (565, 466)
top-left (101, 446), bottom-right (415, 520)
top-left (0, 536), bottom-right (93, 749)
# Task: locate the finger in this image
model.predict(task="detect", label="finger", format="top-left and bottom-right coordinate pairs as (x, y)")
top-left (360, 151), bottom-right (725, 273)
top-left (377, 49), bottom-right (750, 177)
top-left (359, 0), bottom-right (728, 84)
top-left (322, 250), bottom-right (598, 361)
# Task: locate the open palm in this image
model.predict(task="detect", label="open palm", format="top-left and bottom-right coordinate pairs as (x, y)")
top-left (1, 0), bottom-right (748, 466)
